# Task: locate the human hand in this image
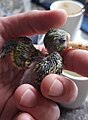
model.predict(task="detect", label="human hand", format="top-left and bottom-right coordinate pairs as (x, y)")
top-left (0, 10), bottom-right (78, 120)
top-left (62, 49), bottom-right (88, 77)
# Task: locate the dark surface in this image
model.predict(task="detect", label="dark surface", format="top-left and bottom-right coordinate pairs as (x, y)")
top-left (59, 96), bottom-right (88, 120)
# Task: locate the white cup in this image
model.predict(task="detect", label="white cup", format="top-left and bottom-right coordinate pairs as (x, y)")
top-left (50, 1), bottom-right (84, 40)
top-left (61, 70), bottom-right (88, 109)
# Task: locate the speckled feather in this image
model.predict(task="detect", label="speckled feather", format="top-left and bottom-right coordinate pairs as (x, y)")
top-left (0, 36), bottom-right (42, 69)
top-left (44, 29), bottom-right (67, 53)
top-left (34, 52), bottom-right (63, 83)
top-left (0, 29), bottom-right (67, 84)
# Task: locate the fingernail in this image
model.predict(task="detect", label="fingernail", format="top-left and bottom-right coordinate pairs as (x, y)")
top-left (48, 79), bottom-right (64, 96)
top-left (20, 89), bottom-right (37, 107)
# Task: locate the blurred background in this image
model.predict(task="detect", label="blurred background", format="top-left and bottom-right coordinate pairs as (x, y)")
top-left (0, 0), bottom-right (85, 16)
top-left (0, 0), bottom-right (87, 44)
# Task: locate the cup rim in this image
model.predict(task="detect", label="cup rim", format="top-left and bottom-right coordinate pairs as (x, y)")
top-left (62, 71), bottom-right (88, 81)
top-left (50, 1), bottom-right (84, 17)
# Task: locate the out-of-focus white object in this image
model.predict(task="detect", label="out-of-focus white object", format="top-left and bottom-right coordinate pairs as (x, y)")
top-left (61, 70), bottom-right (88, 109)
top-left (50, 1), bottom-right (84, 41)
top-left (22, 0), bottom-right (31, 11)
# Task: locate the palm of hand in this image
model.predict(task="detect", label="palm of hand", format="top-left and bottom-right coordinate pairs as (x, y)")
top-left (0, 55), bottom-right (24, 119)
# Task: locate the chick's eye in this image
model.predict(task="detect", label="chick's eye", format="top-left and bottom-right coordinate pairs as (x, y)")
top-left (59, 38), bottom-right (66, 44)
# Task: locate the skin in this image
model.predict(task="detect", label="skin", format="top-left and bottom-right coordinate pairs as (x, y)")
top-left (0, 10), bottom-right (87, 120)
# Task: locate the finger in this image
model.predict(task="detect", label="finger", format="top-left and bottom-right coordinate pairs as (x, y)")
top-left (0, 10), bottom-right (67, 40)
top-left (62, 49), bottom-right (88, 76)
top-left (0, 96), bottom-right (19, 120)
top-left (14, 112), bottom-right (36, 120)
top-left (41, 74), bottom-right (78, 104)
top-left (14, 84), bottom-right (60, 120)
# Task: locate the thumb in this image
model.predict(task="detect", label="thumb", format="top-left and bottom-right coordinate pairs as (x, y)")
top-left (14, 84), bottom-right (60, 120)
top-left (41, 74), bottom-right (78, 104)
